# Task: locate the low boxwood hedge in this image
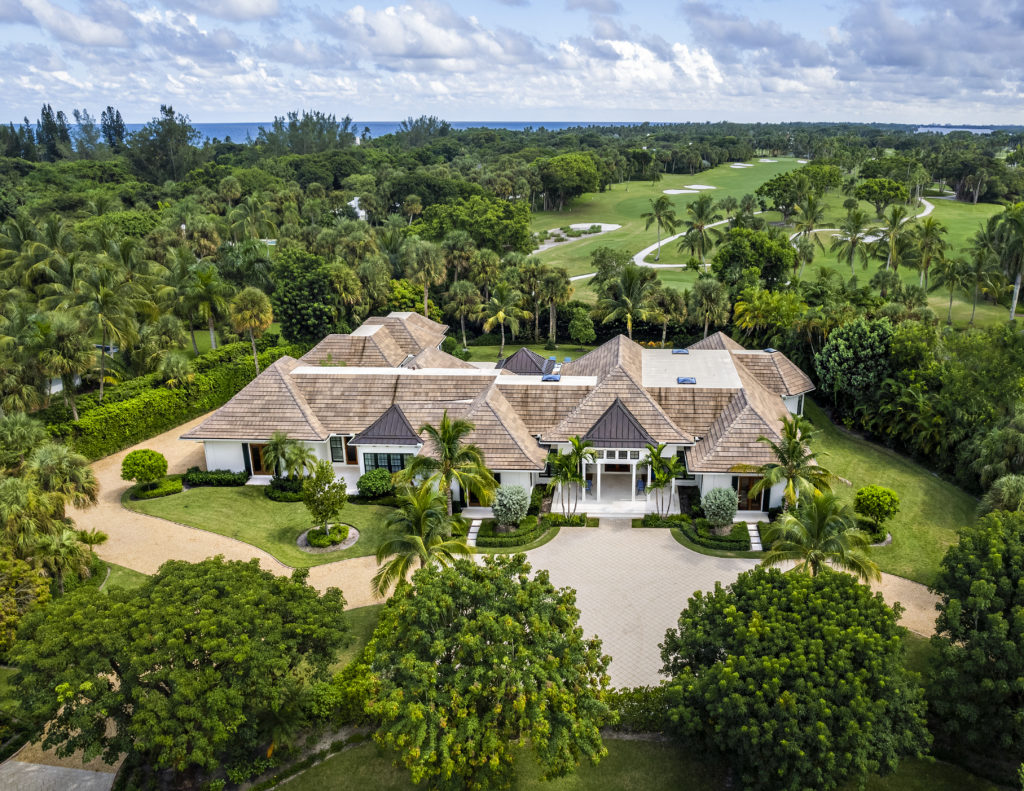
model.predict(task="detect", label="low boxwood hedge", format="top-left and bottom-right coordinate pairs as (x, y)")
top-left (643, 513), bottom-right (751, 550)
top-left (183, 466), bottom-right (248, 487)
top-left (307, 524), bottom-right (350, 547)
top-left (475, 516), bottom-right (550, 547)
top-left (265, 475), bottom-right (303, 502)
top-left (540, 513), bottom-right (598, 528)
top-left (131, 476), bottom-right (183, 500)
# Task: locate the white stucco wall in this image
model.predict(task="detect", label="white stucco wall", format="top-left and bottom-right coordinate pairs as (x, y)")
top-left (782, 394), bottom-right (804, 415)
top-left (497, 471), bottom-right (534, 490)
top-left (356, 444), bottom-right (421, 476)
top-left (203, 441), bottom-right (246, 473)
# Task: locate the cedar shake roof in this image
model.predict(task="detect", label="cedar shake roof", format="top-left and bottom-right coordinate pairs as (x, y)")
top-left (350, 404), bottom-right (421, 445)
top-left (686, 390), bottom-right (780, 472)
top-left (300, 325), bottom-right (408, 368)
top-left (648, 386), bottom-right (741, 436)
top-left (731, 350), bottom-right (814, 396)
top-left (456, 384), bottom-right (547, 470)
top-left (559, 335), bottom-right (643, 380)
top-left (687, 331), bottom-right (745, 352)
top-left (362, 312), bottom-right (447, 355)
top-left (181, 357), bottom-right (328, 441)
top-left (542, 367), bottom-right (690, 445)
top-left (406, 346), bottom-right (476, 370)
top-left (583, 398), bottom-right (656, 448)
top-left (495, 381), bottom-right (595, 433)
top-left (495, 347), bottom-right (556, 375)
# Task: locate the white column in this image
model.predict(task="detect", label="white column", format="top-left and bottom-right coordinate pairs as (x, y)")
top-left (596, 460), bottom-right (602, 502)
top-left (580, 460), bottom-right (586, 502)
top-left (630, 461), bottom-right (636, 502)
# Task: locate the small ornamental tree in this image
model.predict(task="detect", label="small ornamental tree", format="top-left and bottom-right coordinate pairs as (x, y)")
top-left (661, 567), bottom-right (930, 791)
top-left (929, 511), bottom-right (1024, 774)
top-left (854, 485), bottom-right (900, 531)
top-left (492, 484), bottom-right (529, 529)
top-left (366, 555), bottom-right (614, 790)
top-left (357, 467), bottom-right (393, 499)
top-left (701, 487), bottom-right (738, 528)
top-left (120, 449), bottom-right (167, 491)
top-left (11, 558), bottom-right (348, 780)
top-left (302, 460), bottom-right (348, 535)
top-left (569, 307), bottom-right (596, 349)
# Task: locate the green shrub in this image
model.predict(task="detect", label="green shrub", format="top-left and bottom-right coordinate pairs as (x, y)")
top-left (676, 516), bottom-right (751, 551)
top-left (307, 523), bottom-right (349, 548)
top-left (854, 485), bottom-right (900, 529)
top-left (605, 686), bottom-right (670, 732)
top-left (527, 485), bottom-right (544, 516)
top-left (265, 475), bottom-right (303, 502)
top-left (475, 516), bottom-right (547, 548)
top-left (182, 466), bottom-right (248, 487)
top-left (121, 449), bottom-right (167, 489)
top-left (539, 513), bottom-right (594, 528)
top-left (701, 487), bottom-right (738, 528)
top-left (357, 467), bottom-right (393, 499)
top-left (132, 477), bottom-right (183, 500)
top-left (492, 485), bottom-right (529, 528)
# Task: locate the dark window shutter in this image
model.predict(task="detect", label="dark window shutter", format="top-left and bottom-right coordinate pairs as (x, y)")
top-left (731, 476), bottom-right (738, 489)
top-left (242, 443), bottom-right (252, 476)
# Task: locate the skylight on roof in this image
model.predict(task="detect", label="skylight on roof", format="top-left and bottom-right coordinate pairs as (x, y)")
top-left (763, 348), bottom-right (777, 353)
top-left (542, 374), bottom-right (561, 382)
top-left (677, 376), bottom-right (697, 385)
top-left (564, 357), bottom-right (572, 363)
top-left (672, 348), bottom-right (689, 354)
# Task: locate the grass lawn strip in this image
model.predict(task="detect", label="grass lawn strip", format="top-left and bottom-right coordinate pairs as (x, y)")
top-left (805, 399), bottom-right (976, 585)
top-left (125, 485), bottom-right (399, 569)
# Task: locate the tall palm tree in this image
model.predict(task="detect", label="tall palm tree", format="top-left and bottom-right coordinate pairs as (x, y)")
top-left (441, 230), bottom-right (476, 283)
top-left (678, 193), bottom-right (723, 265)
top-left (641, 195), bottom-right (679, 261)
top-left (596, 263), bottom-right (657, 340)
top-left (732, 414), bottom-right (843, 510)
top-left (875, 204), bottom-right (914, 271)
top-left (687, 276), bottom-right (730, 338)
top-left (762, 490), bottom-right (880, 582)
top-left (793, 195), bottom-right (827, 249)
top-left (186, 262), bottom-right (232, 351)
top-left (510, 255), bottom-right (545, 340)
top-left (717, 195), bottom-right (739, 222)
top-left (228, 195), bottom-right (278, 242)
top-left (403, 237), bottom-right (446, 318)
top-left (24, 442), bottom-right (98, 516)
top-left (469, 249), bottom-right (501, 301)
top-left (650, 286), bottom-right (687, 347)
top-left (263, 431), bottom-right (295, 478)
top-left (794, 234), bottom-right (816, 281)
top-left (35, 311), bottom-right (93, 421)
top-left (546, 452), bottom-right (583, 520)
top-left (229, 287), bottom-right (274, 374)
top-left (36, 528), bottom-right (90, 595)
top-left (829, 209), bottom-right (874, 276)
top-left (642, 443), bottom-right (685, 518)
top-left (965, 245), bottom-right (999, 325)
top-left (371, 481), bottom-right (471, 597)
top-left (913, 216), bottom-right (949, 289)
top-left (400, 411), bottom-right (496, 516)
top-left (444, 280), bottom-right (482, 349)
top-left (539, 267), bottom-right (573, 344)
top-left (996, 202), bottom-right (1024, 320)
top-left (477, 282), bottom-right (530, 360)
top-left (929, 256), bottom-right (972, 324)
top-left (0, 477), bottom-right (59, 558)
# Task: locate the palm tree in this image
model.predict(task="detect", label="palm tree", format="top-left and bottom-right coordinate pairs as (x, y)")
top-left (596, 263), bottom-right (657, 340)
top-left (678, 193), bottom-right (723, 265)
top-left (0, 477), bottom-right (59, 557)
top-left (794, 234), bottom-right (816, 281)
top-left (642, 443), bottom-right (685, 518)
top-left (510, 255), bottom-right (544, 340)
top-left (444, 280), bottom-right (482, 349)
top-left (539, 267), bottom-right (573, 344)
top-left (186, 262), bottom-right (232, 351)
top-left (650, 286), bottom-right (687, 347)
top-left (717, 195), bottom-right (739, 222)
top-left (36, 528), bottom-right (91, 595)
top-left (469, 249), bottom-right (501, 301)
top-left (762, 490), bottom-right (880, 582)
top-left (403, 237), bottom-right (446, 318)
top-left (263, 431), bottom-right (295, 478)
top-left (641, 195), bottom-right (679, 261)
top-left (229, 287), bottom-right (274, 374)
top-left (546, 436), bottom-right (596, 519)
top-left (284, 443), bottom-right (317, 480)
top-left (477, 282), bottom-right (529, 360)
top-left (441, 230), bottom-right (476, 283)
top-left (371, 481), bottom-right (471, 597)
top-left (965, 246), bottom-right (999, 325)
top-left (732, 414), bottom-right (843, 510)
top-left (829, 209), bottom-right (874, 276)
top-left (913, 216), bottom-right (949, 289)
top-left (929, 256), bottom-right (972, 324)
top-left (228, 195), bottom-right (278, 242)
top-left (35, 312), bottom-right (93, 420)
top-left (996, 203), bottom-right (1024, 320)
top-left (399, 411), bottom-right (496, 516)
top-left (24, 442), bottom-right (98, 516)
top-left (793, 195), bottom-right (827, 249)
top-left (875, 204), bottom-right (914, 271)
top-left (687, 276), bottom-right (730, 338)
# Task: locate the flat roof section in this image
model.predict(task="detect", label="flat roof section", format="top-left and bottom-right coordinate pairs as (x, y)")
top-left (641, 349), bottom-right (742, 389)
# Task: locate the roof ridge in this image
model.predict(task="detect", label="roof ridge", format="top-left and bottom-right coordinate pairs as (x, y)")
top-left (616, 365), bottom-right (690, 441)
top-left (276, 363), bottom-right (328, 440)
top-left (479, 387), bottom-right (541, 465)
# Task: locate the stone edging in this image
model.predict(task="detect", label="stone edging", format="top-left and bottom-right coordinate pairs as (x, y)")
top-left (296, 525), bottom-right (360, 554)
top-left (871, 532), bottom-right (893, 547)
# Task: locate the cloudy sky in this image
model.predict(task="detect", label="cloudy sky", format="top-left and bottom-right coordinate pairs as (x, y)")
top-left (0, 0), bottom-right (1021, 124)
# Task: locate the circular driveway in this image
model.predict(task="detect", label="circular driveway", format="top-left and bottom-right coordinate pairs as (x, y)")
top-left (525, 519), bottom-right (759, 687)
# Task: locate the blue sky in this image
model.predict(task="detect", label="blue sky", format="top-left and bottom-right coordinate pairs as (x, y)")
top-left (0, 0), bottom-right (1021, 124)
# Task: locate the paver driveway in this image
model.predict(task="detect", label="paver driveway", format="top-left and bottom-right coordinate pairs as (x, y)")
top-left (526, 519), bottom-right (760, 687)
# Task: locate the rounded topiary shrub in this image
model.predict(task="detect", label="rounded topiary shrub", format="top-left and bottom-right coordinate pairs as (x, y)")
top-left (701, 487), bottom-right (738, 529)
top-left (492, 485), bottom-right (530, 529)
top-left (121, 449), bottom-right (168, 490)
top-left (854, 485), bottom-right (900, 529)
top-left (357, 467), bottom-right (394, 499)
top-left (307, 524), bottom-right (350, 548)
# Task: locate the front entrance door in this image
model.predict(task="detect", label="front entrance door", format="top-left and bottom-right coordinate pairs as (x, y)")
top-left (250, 444), bottom-right (273, 475)
top-left (734, 476), bottom-right (764, 511)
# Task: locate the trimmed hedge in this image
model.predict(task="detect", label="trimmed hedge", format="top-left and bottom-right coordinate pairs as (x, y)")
top-left (644, 513), bottom-right (752, 550)
top-left (50, 343), bottom-right (304, 460)
top-left (265, 475), bottom-right (303, 502)
top-left (605, 686), bottom-right (671, 733)
top-left (357, 468), bottom-right (393, 498)
top-left (527, 485), bottom-right (544, 516)
top-left (131, 476), bottom-right (183, 500)
top-left (540, 513), bottom-right (598, 528)
top-left (307, 523), bottom-right (349, 547)
top-left (183, 466), bottom-right (248, 487)
top-left (475, 516), bottom-right (548, 548)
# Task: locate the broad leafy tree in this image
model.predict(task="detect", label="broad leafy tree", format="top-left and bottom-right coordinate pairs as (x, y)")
top-left (270, 249), bottom-right (335, 344)
top-left (366, 554), bottom-right (613, 790)
top-left (0, 551), bottom-right (49, 656)
top-left (855, 177), bottom-right (909, 218)
top-left (815, 317), bottom-right (893, 414)
top-left (11, 558), bottom-right (348, 783)
top-left (661, 567), bottom-right (929, 791)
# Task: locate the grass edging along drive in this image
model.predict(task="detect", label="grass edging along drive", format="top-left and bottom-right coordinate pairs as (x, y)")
top-left (122, 484), bottom-right (398, 568)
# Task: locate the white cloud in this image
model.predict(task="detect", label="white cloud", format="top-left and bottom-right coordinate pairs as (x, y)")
top-left (21, 0), bottom-right (129, 46)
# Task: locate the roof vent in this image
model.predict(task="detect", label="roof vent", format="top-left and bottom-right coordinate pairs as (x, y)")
top-left (677, 376), bottom-right (697, 385)
top-left (542, 374), bottom-right (561, 382)
top-left (671, 348), bottom-right (689, 354)
top-left (763, 347), bottom-right (777, 353)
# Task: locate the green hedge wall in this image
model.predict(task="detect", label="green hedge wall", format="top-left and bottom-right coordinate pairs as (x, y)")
top-left (51, 344), bottom-right (304, 460)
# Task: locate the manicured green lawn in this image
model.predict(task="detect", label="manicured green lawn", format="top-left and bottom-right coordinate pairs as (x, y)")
top-left (901, 631), bottom-right (935, 678)
top-left (102, 562), bottom-right (150, 592)
top-left (283, 737), bottom-right (1005, 791)
top-left (126, 486), bottom-right (399, 568)
top-left (465, 343), bottom-right (593, 364)
top-left (805, 399), bottom-right (976, 585)
top-left (332, 603), bottom-right (383, 671)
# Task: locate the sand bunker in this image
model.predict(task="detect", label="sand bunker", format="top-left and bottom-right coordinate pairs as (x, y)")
top-left (797, 159), bottom-right (809, 163)
top-left (663, 189), bottom-right (698, 194)
top-left (730, 164), bottom-right (754, 169)
top-left (758, 158), bottom-right (778, 163)
top-left (684, 184), bottom-right (716, 190)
